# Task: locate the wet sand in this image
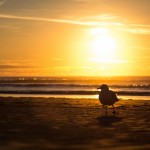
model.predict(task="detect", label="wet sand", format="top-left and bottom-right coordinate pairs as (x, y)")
top-left (0, 97), bottom-right (150, 150)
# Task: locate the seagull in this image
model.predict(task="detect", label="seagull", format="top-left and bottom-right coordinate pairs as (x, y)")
top-left (97, 84), bottom-right (119, 114)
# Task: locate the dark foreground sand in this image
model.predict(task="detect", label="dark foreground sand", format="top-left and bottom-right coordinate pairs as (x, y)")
top-left (0, 97), bottom-right (150, 150)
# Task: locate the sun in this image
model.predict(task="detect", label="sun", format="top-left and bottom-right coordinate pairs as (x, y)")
top-left (89, 28), bottom-right (118, 62)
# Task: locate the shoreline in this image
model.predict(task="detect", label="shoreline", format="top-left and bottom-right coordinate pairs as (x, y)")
top-left (0, 97), bottom-right (150, 150)
top-left (0, 94), bottom-right (150, 101)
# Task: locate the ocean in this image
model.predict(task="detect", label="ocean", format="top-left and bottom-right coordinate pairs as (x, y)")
top-left (0, 76), bottom-right (150, 100)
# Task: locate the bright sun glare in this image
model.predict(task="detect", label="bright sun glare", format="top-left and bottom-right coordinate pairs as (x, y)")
top-left (90, 28), bottom-right (118, 62)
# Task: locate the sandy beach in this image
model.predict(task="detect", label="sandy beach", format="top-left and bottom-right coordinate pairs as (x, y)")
top-left (0, 97), bottom-right (150, 150)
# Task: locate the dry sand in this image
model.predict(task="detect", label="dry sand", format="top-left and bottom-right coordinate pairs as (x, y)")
top-left (0, 97), bottom-right (150, 150)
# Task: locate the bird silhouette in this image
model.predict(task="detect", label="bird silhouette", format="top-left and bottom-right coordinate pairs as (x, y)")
top-left (98, 84), bottom-right (119, 114)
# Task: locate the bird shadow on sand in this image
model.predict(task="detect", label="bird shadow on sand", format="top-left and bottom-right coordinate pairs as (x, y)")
top-left (96, 115), bottom-right (123, 127)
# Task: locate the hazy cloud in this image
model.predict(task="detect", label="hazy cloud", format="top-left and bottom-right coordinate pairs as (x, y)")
top-left (0, 60), bottom-right (36, 67)
top-left (123, 27), bottom-right (150, 34)
top-left (0, 65), bottom-right (30, 69)
top-left (52, 58), bottom-right (63, 61)
top-left (0, 13), bottom-right (98, 25)
top-left (0, 13), bottom-right (150, 35)
top-left (73, 0), bottom-right (93, 1)
top-left (120, 23), bottom-right (150, 34)
top-left (0, 0), bottom-right (6, 6)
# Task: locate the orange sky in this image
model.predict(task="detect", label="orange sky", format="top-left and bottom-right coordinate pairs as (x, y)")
top-left (0, 0), bottom-right (150, 76)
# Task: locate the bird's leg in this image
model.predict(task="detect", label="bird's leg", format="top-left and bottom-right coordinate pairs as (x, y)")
top-left (105, 105), bottom-right (108, 115)
top-left (112, 105), bottom-right (116, 114)
top-left (101, 105), bottom-right (105, 114)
